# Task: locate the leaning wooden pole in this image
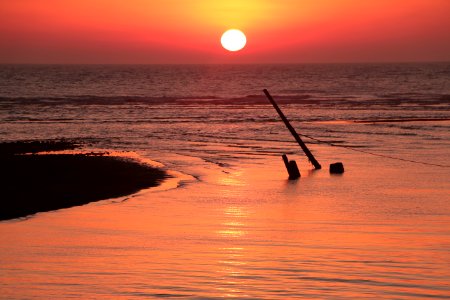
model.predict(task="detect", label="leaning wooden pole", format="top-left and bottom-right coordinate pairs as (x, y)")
top-left (263, 89), bottom-right (322, 170)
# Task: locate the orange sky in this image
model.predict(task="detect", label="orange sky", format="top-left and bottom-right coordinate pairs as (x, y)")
top-left (1, 0), bottom-right (449, 63)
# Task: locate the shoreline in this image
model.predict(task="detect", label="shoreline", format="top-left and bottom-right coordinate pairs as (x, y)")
top-left (1, 140), bottom-right (170, 220)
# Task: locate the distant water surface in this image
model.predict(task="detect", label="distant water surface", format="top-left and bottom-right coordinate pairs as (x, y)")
top-left (0, 63), bottom-right (449, 299)
top-left (0, 63), bottom-right (449, 100)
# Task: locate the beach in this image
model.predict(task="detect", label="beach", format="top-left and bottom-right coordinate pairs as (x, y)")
top-left (1, 140), bottom-right (169, 220)
top-left (0, 63), bottom-right (449, 299)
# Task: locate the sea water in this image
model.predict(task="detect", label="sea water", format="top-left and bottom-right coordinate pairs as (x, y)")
top-left (0, 63), bottom-right (449, 299)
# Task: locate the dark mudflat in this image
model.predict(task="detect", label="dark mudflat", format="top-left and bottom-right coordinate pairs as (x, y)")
top-left (0, 140), bottom-right (169, 220)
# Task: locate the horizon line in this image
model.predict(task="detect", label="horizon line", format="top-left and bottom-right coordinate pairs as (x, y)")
top-left (1, 60), bottom-right (449, 66)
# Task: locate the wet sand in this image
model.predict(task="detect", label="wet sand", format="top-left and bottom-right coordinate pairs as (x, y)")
top-left (0, 140), bottom-right (169, 220)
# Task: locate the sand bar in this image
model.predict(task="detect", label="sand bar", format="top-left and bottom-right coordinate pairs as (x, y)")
top-left (1, 140), bottom-right (169, 220)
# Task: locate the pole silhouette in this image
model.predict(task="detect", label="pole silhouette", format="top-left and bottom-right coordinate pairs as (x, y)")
top-left (263, 89), bottom-right (322, 170)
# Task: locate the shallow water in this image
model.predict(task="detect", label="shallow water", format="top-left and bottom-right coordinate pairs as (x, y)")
top-left (1, 63), bottom-right (450, 299)
top-left (1, 153), bottom-right (449, 299)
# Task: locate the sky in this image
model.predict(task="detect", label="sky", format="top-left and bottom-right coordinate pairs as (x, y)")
top-left (1, 0), bottom-right (449, 64)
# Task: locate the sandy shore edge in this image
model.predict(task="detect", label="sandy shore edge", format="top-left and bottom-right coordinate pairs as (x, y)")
top-left (1, 140), bottom-right (170, 220)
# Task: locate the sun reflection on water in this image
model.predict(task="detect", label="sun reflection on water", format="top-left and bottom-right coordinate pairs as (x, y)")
top-left (217, 206), bottom-right (249, 238)
top-left (216, 246), bottom-right (248, 298)
top-left (223, 206), bottom-right (248, 218)
top-left (216, 170), bottom-right (246, 187)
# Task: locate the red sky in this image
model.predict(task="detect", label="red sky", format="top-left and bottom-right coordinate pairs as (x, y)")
top-left (1, 0), bottom-right (449, 64)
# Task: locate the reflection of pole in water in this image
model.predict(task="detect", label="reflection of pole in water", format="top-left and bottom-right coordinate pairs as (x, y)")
top-left (263, 89), bottom-right (322, 170)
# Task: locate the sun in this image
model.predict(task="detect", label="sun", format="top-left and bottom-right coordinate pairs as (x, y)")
top-left (221, 29), bottom-right (247, 52)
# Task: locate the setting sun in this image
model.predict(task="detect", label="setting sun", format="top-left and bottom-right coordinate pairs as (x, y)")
top-left (221, 29), bottom-right (247, 52)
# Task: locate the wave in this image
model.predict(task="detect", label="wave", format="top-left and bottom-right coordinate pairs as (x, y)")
top-left (0, 93), bottom-right (449, 107)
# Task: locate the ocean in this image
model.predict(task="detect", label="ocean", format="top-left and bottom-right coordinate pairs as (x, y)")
top-left (1, 63), bottom-right (450, 299)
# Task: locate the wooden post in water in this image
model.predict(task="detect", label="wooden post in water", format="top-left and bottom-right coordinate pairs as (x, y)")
top-left (282, 154), bottom-right (301, 179)
top-left (264, 89), bottom-right (322, 170)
